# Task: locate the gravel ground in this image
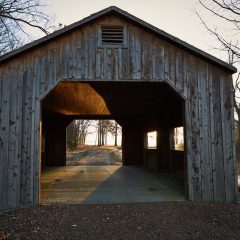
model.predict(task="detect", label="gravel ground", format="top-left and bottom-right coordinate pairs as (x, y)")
top-left (66, 146), bottom-right (122, 166)
top-left (0, 202), bottom-right (240, 240)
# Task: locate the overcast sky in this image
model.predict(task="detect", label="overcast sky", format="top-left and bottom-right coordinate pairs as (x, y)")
top-left (45, 0), bottom-right (226, 61)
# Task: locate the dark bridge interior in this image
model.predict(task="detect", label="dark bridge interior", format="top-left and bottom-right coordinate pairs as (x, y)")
top-left (41, 81), bottom-right (185, 177)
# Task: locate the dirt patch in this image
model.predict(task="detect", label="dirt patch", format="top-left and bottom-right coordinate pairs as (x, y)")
top-left (0, 202), bottom-right (240, 240)
top-left (66, 146), bottom-right (122, 166)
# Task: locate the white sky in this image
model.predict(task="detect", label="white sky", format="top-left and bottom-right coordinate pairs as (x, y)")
top-left (45, 0), bottom-right (228, 61)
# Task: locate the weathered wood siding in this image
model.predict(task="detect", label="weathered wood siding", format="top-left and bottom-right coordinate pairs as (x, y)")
top-left (0, 14), bottom-right (238, 212)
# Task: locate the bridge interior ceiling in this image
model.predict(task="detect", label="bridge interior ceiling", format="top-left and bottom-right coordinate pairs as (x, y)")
top-left (41, 81), bottom-right (184, 128)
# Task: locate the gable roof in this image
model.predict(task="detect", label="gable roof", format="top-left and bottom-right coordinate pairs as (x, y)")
top-left (0, 6), bottom-right (237, 73)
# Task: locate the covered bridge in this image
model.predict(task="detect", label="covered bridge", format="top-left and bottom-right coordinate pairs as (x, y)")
top-left (0, 6), bottom-right (238, 212)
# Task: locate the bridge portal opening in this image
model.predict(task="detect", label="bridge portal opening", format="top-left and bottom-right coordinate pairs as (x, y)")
top-left (65, 119), bottom-right (122, 167)
top-left (40, 81), bottom-right (186, 203)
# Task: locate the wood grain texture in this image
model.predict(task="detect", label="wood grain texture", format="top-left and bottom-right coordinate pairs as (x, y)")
top-left (0, 14), bottom-right (237, 212)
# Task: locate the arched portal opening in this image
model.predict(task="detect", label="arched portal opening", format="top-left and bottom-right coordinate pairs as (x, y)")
top-left (40, 81), bottom-right (186, 203)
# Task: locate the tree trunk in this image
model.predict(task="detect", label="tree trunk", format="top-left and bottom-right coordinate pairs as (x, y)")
top-left (114, 122), bottom-right (118, 146)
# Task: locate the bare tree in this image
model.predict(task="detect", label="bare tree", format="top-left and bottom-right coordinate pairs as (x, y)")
top-left (107, 120), bottom-right (121, 146)
top-left (97, 120), bottom-right (114, 146)
top-left (67, 120), bottom-right (93, 149)
top-left (196, 0), bottom-right (240, 61)
top-left (0, 0), bottom-right (53, 54)
top-left (97, 120), bottom-right (106, 146)
top-left (67, 120), bottom-right (80, 150)
top-left (78, 120), bottom-right (93, 145)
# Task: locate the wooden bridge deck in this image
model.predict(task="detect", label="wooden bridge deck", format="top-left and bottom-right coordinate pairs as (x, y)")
top-left (41, 166), bottom-right (185, 204)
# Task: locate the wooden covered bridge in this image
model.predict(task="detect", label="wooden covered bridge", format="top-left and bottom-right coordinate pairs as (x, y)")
top-left (0, 6), bottom-right (238, 212)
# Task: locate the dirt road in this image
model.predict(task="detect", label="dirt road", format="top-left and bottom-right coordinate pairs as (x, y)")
top-left (66, 146), bottom-right (122, 166)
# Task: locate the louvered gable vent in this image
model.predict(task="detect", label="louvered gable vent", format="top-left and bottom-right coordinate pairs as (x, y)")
top-left (101, 26), bottom-right (124, 45)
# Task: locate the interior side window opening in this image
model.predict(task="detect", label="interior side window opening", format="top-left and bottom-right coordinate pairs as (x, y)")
top-left (170, 127), bottom-right (184, 151)
top-left (147, 131), bottom-right (157, 149)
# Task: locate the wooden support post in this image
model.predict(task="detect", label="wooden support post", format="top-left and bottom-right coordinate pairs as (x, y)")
top-left (157, 127), bottom-right (171, 172)
top-left (43, 113), bottom-right (68, 167)
top-left (169, 128), bottom-right (175, 174)
top-left (122, 125), bottom-right (144, 165)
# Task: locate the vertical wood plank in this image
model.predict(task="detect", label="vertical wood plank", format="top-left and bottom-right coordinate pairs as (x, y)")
top-left (83, 30), bottom-right (89, 79)
top-left (32, 57), bottom-right (41, 204)
top-left (32, 101), bottom-right (40, 205)
top-left (15, 65), bottom-right (23, 208)
top-left (220, 73), bottom-right (237, 202)
top-left (0, 69), bottom-right (3, 212)
top-left (59, 37), bottom-right (65, 80)
top-left (96, 49), bottom-right (102, 79)
top-left (155, 40), bottom-right (164, 80)
top-left (0, 70), bottom-right (10, 211)
top-left (164, 43), bottom-right (170, 81)
top-left (122, 48), bottom-right (130, 79)
top-left (88, 26), bottom-right (94, 80)
top-left (69, 33), bottom-right (74, 78)
top-left (20, 63), bottom-right (33, 206)
top-left (7, 65), bottom-right (19, 209)
top-left (185, 55), bottom-right (193, 200)
top-left (64, 36), bottom-right (70, 79)
top-left (178, 50), bottom-right (184, 94)
top-left (129, 27), bottom-right (141, 80)
top-left (198, 61), bottom-right (213, 201)
top-left (113, 48), bottom-right (119, 80)
top-left (169, 47), bottom-right (175, 84)
top-left (39, 54), bottom-right (46, 97)
top-left (135, 31), bottom-right (142, 80)
top-left (118, 48), bottom-right (123, 80)
top-left (208, 65), bottom-right (217, 201)
top-left (74, 30), bottom-right (82, 79)
top-left (211, 67), bottom-right (226, 202)
top-left (183, 53), bottom-right (188, 98)
top-left (141, 32), bottom-right (152, 80)
top-left (106, 48), bottom-right (112, 80)
top-left (189, 57), bottom-right (202, 201)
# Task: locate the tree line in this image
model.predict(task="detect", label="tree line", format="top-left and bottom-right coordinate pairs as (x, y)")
top-left (66, 120), bottom-right (121, 150)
